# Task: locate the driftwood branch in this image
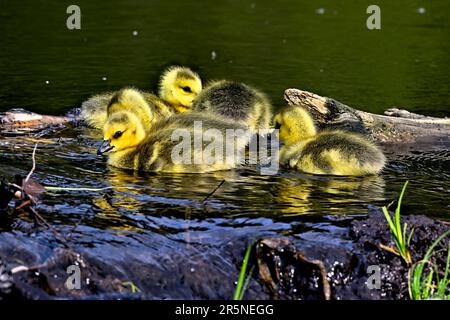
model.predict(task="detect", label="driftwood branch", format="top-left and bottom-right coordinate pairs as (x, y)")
top-left (0, 109), bottom-right (70, 127)
top-left (284, 88), bottom-right (450, 143)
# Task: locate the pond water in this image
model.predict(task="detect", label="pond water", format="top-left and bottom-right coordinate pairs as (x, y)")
top-left (0, 0), bottom-right (449, 299)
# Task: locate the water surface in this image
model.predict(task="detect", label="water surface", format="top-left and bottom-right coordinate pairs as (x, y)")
top-left (0, 0), bottom-right (449, 299)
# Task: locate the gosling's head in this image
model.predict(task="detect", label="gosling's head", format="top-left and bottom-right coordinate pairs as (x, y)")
top-left (107, 88), bottom-right (153, 127)
top-left (158, 66), bottom-right (202, 112)
top-left (273, 106), bottom-right (317, 145)
top-left (98, 111), bottom-right (147, 155)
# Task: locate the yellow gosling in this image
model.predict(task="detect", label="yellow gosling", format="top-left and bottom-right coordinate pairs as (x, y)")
top-left (80, 92), bottom-right (115, 129)
top-left (98, 91), bottom-right (249, 173)
top-left (158, 66), bottom-right (202, 113)
top-left (274, 106), bottom-right (386, 176)
top-left (81, 66), bottom-right (202, 128)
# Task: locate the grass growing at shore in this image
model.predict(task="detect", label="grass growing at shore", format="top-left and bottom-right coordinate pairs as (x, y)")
top-left (380, 181), bottom-right (414, 265)
top-left (409, 231), bottom-right (450, 300)
top-left (381, 181), bottom-right (450, 300)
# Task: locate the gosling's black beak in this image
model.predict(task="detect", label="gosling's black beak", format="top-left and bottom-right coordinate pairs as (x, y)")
top-left (97, 140), bottom-right (114, 155)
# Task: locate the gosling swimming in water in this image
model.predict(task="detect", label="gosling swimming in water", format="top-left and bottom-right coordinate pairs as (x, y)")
top-left (192, 80), bottom-right (272, 132)
top-left (274, 106), bottom-right (386, 176)
top-left (98, 89), bottom-right (250, 173)
top-left (81, 66), bottom-right (202, 129)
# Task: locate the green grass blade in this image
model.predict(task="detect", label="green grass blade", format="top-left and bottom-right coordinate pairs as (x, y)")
top-left (423, 230), bottom-right (450, 262)
top-left (382, 206), bottom-right (397, 238)
top-left (423, 269), bottom-right (434, 299)
top-left (409, 231), bottom-right (450, 300)
top-left (234, 243), bottom-right (253, 300)
top-left (395, 181), bottom-right (409, 246)
top-left (444, 242), bottom-right (450, 282)
top-left (121, 281), bottom-right (141, 293)
top-left (407, 228), bottom-right (415, 246)
top-left (238, 266), bottom-right (255, 300)
top-left (402, 223), bottom-right (408, 254)
top-left (415, 264), bottom-right (425, 299)
top-left (437, 243), bottom-right (450, 297)
top-left (411, 264), bottom-right (423, 300)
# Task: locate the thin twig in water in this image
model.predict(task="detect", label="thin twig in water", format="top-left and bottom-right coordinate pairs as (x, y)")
top-left (24, 143), bottom-right (38, 184)
top-left (28, 206), bottom-right (69, 248)
top-left (44, 186), bottom-right (138, 192)
top-left (11, 263), bottom-right (47, 274)
top-left (13, 143), bottom-right (66, 246)
top-left (15, 199), bottom-right (32, 210)
top-left (10, 183), bottom-right (22, 191)
top-left (202, 180), bottom-right (225, 203)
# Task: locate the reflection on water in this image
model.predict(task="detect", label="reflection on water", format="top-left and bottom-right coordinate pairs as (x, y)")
top-left (0, 129), bottom-right (448, 240)
top-left (272, 175), bottom-right (386, 217)
top-left (0, 127), bottom-right (448, 298)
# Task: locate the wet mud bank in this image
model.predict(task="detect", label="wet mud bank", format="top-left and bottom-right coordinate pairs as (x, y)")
top-left (255, 211), bottom-right (450, 300)
top-left (0, 205), bottom-right (448, 300)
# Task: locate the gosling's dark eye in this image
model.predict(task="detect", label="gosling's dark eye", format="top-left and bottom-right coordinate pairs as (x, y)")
top-left (181, 86), bottom-right (192, 93)
top-left (113, 131), bottom-right (123, 139)
top-left (274, 122), bottom-right (281, 130)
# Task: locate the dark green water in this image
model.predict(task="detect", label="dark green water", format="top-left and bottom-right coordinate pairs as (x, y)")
top-left (0, 0), bottom-right (449, 299)
top-left (0, 0), bottom-right (449, 116)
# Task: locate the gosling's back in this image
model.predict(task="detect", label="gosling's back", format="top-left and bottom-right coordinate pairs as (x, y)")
top-left (81, 91), bottom-right (174, 129)
top-left (192, 81), bottom-right (272, 131)
top-left (282, 131), bottom-right (386, 176)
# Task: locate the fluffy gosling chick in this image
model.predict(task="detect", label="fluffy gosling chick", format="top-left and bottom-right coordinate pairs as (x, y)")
top-left (80, 92), bottom-right (115, 129)
top-left (81, 66), bottom-right (202, 128)
top-left (274, 106), bottom-right (386, 176)
top-left (81, 90), bottom-right (171, 129)
top-left (192, 80), bottom-right (273, 132)
top-left (158, 66), bottom-right (202, 113)
top-left (107, 88), bottom-right (174, 129)
top-left (98, 91), bottom-right (249, 173)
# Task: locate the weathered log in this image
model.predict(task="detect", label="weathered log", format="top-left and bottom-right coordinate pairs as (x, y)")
top-left (0, 108), bottom-right (75, 136)
top-left (284, 88), bottom-right (450, 143)
top-left (0, 109), bottom-right (71, 127)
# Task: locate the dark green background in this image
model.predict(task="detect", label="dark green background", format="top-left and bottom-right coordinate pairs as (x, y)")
top-left (0, 0), bottom-right (448, 116)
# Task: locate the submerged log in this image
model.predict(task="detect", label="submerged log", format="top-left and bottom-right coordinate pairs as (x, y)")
top-left (284, 88), bottom-right (450, 143)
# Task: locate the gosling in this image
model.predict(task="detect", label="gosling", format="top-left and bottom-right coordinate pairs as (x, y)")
top-left (274, 106), bottom-right (386, 176)
top-left (81, 66), bottom-right (202, 128)
top-left (158, 66), bottom-right (202, 113)
top-left (192, 80), bottom-right (272, 132)
top-left (107, 88), bottom-right (170, 129)
top-left (98, 90), bottom-right (250, 173)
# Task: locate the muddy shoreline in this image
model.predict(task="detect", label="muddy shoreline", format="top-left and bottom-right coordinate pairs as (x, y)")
top-left (1, 204), bottom-right (448, 300)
